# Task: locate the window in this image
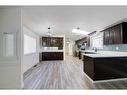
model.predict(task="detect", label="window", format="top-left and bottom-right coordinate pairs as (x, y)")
top-left (24, 34), bottom-right (36, 54)
top-left (91, 35), bottom-right (103, 49)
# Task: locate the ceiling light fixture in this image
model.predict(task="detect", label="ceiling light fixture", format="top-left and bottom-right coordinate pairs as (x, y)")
top-left (47, 27), bottom-right (52, 37)
top-left (66, 38), bottom-right (70, 44)
top-left (66, 41), bottom-right (70, 44)
top-left (72, 27), bottom-right (89, 35)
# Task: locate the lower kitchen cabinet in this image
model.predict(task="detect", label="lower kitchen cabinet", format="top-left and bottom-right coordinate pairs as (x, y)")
top-left (42, 52), bottom-right (63, 61)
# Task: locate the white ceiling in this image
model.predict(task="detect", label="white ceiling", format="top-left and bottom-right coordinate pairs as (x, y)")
top-left (22, 6), bottom-right (127, 41)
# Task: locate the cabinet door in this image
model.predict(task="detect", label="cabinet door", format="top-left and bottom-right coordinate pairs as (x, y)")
top-left (114, 24), bottom-right (122, 44)
top-left (87, 37), bottom-right (90, 46)
top-left (113, 25), bottom-right (117, 44)
top-left (47, 37), bottom-right (51, 47)
top-left (109, 27), bottom-right (114, 44)
top-left (103, 30), bottom-right (106, 45)
top-left (104, 29), bottom-right (110, 45)
top-left (42, 37), bottom-right (47, 46)
top-left (50, 37), bottom-right (54, 47)
top-left (52, 37), bottom-right (57, 47)
top-left (42, 37), bottom-right (51, 47)
top-left (112, 26), bottom-right (116, 44)
top-left (58, 38), bottom-right (63, 50)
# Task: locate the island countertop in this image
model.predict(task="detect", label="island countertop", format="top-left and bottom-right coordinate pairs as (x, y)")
top-left (83, 51), bottom-right (127, 58)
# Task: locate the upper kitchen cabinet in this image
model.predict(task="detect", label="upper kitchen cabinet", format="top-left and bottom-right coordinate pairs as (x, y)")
top-left (113, 24), bottom-right (122, 44)
top-left (42, 37), bottom-right (63, 49)
top-left (103, 22), bottom-right (127, 45)
top-left (75, 37), bottom-right (90, 48)
top-left (41, 37), bottom-right (51, 47)
top-left (86, 36), bottom-right (90, 47)
top-left (103, 29), bottom-right (109, 45)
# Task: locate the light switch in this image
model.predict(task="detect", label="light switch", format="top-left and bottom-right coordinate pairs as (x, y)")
top-left (3, 33), bottom-right (14, 57)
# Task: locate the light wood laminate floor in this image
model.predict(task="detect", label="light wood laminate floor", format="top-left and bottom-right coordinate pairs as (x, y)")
top-left (23, 56), bottom-right (127, 89)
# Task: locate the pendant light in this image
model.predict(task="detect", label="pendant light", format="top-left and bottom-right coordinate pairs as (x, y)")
top-left (47, 27), bottom-right (52, 37)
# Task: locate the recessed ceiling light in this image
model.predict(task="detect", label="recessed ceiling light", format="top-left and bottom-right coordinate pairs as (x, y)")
top-left (66, 41), bottom-right (70, 44)
top-left (66, 38), bottom-right (70, 43)
top-left (72, 28), bottom-right (89, 35)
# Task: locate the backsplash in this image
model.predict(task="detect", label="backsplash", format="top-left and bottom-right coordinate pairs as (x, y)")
top-left (103, 44), bottom-right (127, 52)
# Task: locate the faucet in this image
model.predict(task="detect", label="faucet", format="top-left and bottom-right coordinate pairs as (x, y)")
top-left (93, 47), bottom-right (97, 52)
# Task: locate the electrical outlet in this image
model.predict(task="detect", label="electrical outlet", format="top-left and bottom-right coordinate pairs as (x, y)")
top-left (116, 46), bottom-right (119, 50)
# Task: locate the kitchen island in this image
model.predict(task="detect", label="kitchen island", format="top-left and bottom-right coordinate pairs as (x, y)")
top-left (83, 51), bottom-right (127, 82)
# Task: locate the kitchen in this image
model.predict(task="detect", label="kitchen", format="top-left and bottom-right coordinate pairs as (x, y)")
top-left (75, 22), bottom-right (127, 85)
top-left (1, 6), bottom-right (127, 89)
top-left (2, 1), bottom-right (127, 95)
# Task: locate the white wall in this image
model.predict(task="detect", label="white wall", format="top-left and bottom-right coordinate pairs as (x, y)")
top-left (68, 41), bottom-right (75, 56)
top-left (0, 7), bottom-right (22, 89)
top-left (23, 26), bottom-right (40, 73)
top-left (65, 43), bottom-right (69, 55)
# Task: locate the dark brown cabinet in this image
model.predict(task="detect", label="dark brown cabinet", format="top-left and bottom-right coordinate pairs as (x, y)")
top-left (109, 27), bottom-right (114, 44)
top-left (103, 27), bottom-right (116, 45)
top-left (103, 22), bottom-right (127, 45)
top-left (75, 36), bottom-right (90, 48)
top-left (86, 37), bottom-right (90, 47)
top-left (83, 55), bottom-right (127, 81)
top-left (42, 37), bottom-right (63, 49)
top-left (42, 52), bottom-right (63, 61)
top-left (113, 24), bottom-right (122, 44)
